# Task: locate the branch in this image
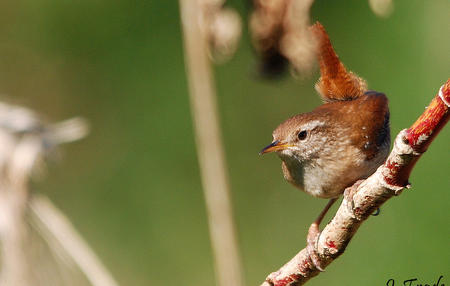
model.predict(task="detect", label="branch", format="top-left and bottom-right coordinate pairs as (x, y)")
top-left (261, 79), bottom-right (450, 286)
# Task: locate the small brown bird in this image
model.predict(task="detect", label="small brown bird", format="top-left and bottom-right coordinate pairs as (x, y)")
top-left (260, 22), bottom-right (390, 270)
top-left (260, 92), bottom-right (390, 199)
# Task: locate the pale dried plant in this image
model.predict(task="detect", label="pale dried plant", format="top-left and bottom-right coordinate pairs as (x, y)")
top-left (250, 0), bottom-right (394, 77)
top-left (0, 101), bottom-right (118, 286)
top-left (179, 0), bottom-right (245, 286)
top-left (199, 0), bottom-right (242, 62)
top-left (368, 0), bottom-right (394, 18)
top-left (208, 8), bottom-right (242, 62)
top-left (250, 0), bottom-right (286, 53)
top-left (280, 0), bottom-right (317, 75)
top-left (250, 0), bottom-right (318, 75)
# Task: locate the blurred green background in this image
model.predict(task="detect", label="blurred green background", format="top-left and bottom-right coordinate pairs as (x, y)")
top-left (0, 0), bottom-right (448, 285)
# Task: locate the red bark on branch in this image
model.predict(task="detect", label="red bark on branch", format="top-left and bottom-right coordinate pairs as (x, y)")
top-left (261, 79), bottom-right (450, 286)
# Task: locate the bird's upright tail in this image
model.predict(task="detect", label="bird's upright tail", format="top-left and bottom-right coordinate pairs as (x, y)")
top-left (310, 22), bottom-right (368, 102)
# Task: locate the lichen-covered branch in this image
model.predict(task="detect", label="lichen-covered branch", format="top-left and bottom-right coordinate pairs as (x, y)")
top-left (261, 79), bottom-right (449, 286)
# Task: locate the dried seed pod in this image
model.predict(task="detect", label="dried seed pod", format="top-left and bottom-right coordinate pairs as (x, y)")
top-left (250, 0), bottom-right (317, 77)
top-left (208, 8), bottom-right (242, 62)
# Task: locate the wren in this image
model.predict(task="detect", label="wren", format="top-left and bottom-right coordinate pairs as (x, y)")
top-left (260, 22), bottom-right (391, 270)
top-left (260, 91), bottom-right (390, 199)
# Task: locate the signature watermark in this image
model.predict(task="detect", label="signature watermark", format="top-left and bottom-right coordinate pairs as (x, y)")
top-left (386, 275), bottom-right (444, 286)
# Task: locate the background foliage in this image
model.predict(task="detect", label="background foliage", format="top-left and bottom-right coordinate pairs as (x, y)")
top-left (0, 0), bottom-right (448, 285)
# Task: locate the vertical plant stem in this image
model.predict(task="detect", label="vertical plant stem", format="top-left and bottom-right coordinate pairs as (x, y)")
top-left (0, 185), bottom-right (32, 286)
top-left (179, 1), bottom-right (244, 286)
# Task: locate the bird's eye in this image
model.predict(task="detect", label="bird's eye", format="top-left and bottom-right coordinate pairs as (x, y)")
top-left (297, 130), bottom-right (307, 140)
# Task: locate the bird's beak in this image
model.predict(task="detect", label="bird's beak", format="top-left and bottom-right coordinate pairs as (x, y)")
top-left (259, 140), bottom-right (291, 155)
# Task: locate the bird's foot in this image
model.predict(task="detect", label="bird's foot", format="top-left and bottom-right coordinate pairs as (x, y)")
top-left (306, 222), bottom-right (324, 272)
top-left (305, 198), bottom-right (337, 271)
top-left (343, 180), bottom-right (364, 212)
top-left (372, 208), bottom-right (381, 216)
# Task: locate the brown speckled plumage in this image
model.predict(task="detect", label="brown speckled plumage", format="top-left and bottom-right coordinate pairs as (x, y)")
top-left (270, 91), bottom-right (390, 198)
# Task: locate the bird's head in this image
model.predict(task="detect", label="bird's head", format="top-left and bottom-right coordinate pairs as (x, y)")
top-left (260, 111), bottom-right (336, 163)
